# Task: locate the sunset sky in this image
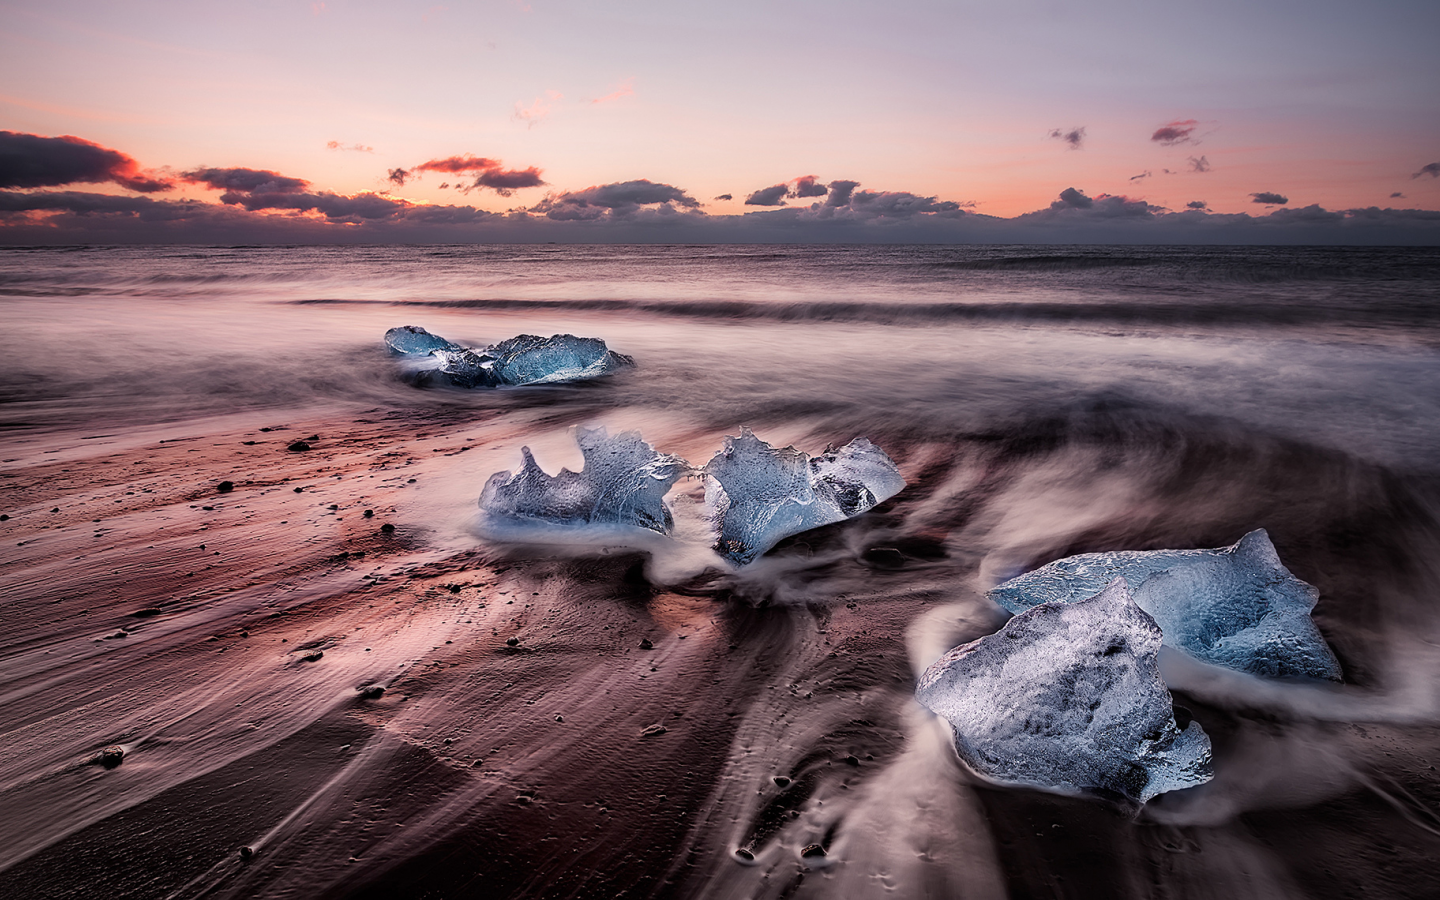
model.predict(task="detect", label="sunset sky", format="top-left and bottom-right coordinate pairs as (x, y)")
top-left (2, 0), bottom-right (1438, 242)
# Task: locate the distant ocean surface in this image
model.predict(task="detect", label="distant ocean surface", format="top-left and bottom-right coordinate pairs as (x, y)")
top-left (2, 244), bottom-right (1440, 898)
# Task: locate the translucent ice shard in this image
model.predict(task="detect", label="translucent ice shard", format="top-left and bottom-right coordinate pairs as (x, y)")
top-left (385, 328), bottom-right (633, 388)
top-left (430, 349), bottom-right (501, 388)
top-left (384, 325), bottom-right (462, 356)
top-left (478, 427), bottom-right (687, 534)
top-left (917, 578), bottom-right (1213, 803)
top-left (486, 333), bottom-right (634, 386)
top-left (987, 530), bottom-right (1342, 681)
top-left (704, 429), bottom-right (905, 566)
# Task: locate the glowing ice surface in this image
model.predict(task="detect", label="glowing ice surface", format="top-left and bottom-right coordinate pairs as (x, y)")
top-left (478, 427), bottom-right (687, 534)
top-left (918, 578), bottom-right (1214, 803)
top-left (384, 325), bottom-right (461, 356)
top-left (385, 327), bottom-right (633, 388)
top-left (704, 429), bottom-right (905, 566)
top-left (988, 530), bottom-right (1342, 681)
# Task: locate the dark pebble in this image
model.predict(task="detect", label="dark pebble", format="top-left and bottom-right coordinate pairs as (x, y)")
top-left (293, 487), bottom-right (304, 493)
top-left (359, 685), bottom-right (386, 699)
top-left (131, 608), bottom-right (163, 618)
top-left (242, 441), bottom-right (256, 446)
top-left (640, 724), bottom-right (667, 737)
top-left (801, 843), bottom-right (827, 859)
top-left (554, 714), bottom-right (564, 723)
top-left (96, 746), bottom-right (125, 768)
top-left (381, 523), bottom-right (395, 533)
top-left (843, 755), bottom-right (860, 766)
top-left (772, 775), bottom-right (792, 788)
top-left (287, 441), bottom-right (311, 452)
top-left (0, 514), bottom-right (8, 521)
top-left (363, 509), bottom-right (374, 518)
top-left (305, 435), bottom-right (319, 441)
top-left (217, 481), bottom-right (234, 493)
top-left (639, 638), bottom-right (653, 650)
top-left (239, 846), bottom-right (255, 860)
top-left (506, 637), bottom-right (520, 647)
top-left (301, 649), bottom-right (324, 662)
top-left (734, 848), bottom-right (755, 861)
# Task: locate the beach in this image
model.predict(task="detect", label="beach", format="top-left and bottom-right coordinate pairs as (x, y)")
top-left (2, 244), bottom-right (1440, 898)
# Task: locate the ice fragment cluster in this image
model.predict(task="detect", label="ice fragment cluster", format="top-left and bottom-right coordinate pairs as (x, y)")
top-left (988, 530), bottom-right (1342, 680)
top-left (478, 427), bottom-right (687, 535)
top-left (917, 579), bottom-right (1213, 803)
top-left (385, 326), bottom-right (633, 388)
top-left (704, 429), bottom-right (906, 565)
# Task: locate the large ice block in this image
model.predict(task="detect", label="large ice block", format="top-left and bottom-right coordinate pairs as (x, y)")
top-left (486, 333), bottom-right (635, 386)
top-left (987, 530), bottom-right (1342, 681)
top-left (478, 427), bottom-right (687, 534)
top-left (384, 325), bottom-right (462, 356)
top-left (704, 429), bottom-right (905, 566)
top-left (385, 327), bottom-right (633, 388)
top-left (917, 578), bottom-right (1214, 803)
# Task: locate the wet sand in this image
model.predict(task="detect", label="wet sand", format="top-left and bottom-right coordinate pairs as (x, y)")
top-left (3, 393), bottom-right (1440, 899)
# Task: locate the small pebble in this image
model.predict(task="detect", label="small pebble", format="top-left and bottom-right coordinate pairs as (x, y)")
top-left (217, 481), bottom-right (234, 493)
top-left (639, 638), bottom-right (653, 650)
top-left (96, 746), bottom-right (125, 768)
top-left (734, 848), bottom-right (755, 861)
top-left (287, 441), bottom-right (311, 452)
top-left (506, 637), bottom-right (519, 647)
top-left (381, 523), bottom-right (395, 534)
top-left (239, 846), bottom-right (255, 861)
top-left (554, 714), bottom-right (564, 723)
top-left (640, 724), bottom-right (667, 737)
top-left (801, 844), bottom-right (827, 859)
top-left (293, 487), bottom-right (304, 493)
top-left (301, 649), bottom-right (324, 662)
top-left (363, 509), bottom-right (374, 518)
top-left (359, 685), bottom-right (385, 699)
top-left (772, 775), bottom-right (792, 788)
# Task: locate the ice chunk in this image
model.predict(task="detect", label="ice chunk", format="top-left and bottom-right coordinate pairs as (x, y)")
top-left (385, 328), bottom-right (633, 388)
top-left (384, 325), bottom-right (461, 356)
top-left (704, 429), bottom-right (905, 566)
top-left (431, 349), bottom-right (501, 388)
top-left (486, 333), bottom-right (634, 386)
top-left (988, 530), bottom-right (1342, 681)
top-left (478, 427), bottom-right (687, 534)
top-left (917, 578), bottom-right (1213, 803)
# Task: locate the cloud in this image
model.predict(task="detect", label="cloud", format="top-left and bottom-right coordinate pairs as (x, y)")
top-left (514, 90), bottom-right (561, 126)
top-left (825, 180), bottom-right (859, 207)
top-left (1391, 192), bottom-right (1405, 199)
top-left (846, 190), bottom-right (969, 219)
top-left (531, 180), bottom-right (700, 220)
top-left (746, 175), bottom-right (832, 206)
top-left (1130, 171), bottom-right (1152, 182)
top-left (1048, 127), bottom-right (1085, 149)
top-left (592, 78), bottom-right (634, 105)
top-left (326, 141), bottom-right (374, 153)
top-left (1413, 163), bottom-right (1440, 179)
top-left (1188, 155), bottom-right (1210, 173)
top-left (1055, 187), bottom-right (1092, 209)
top-left (1187, 200), bottom-right (1208, 210)
top-left (1010, 187), bottom-right (1158, 223)
top-left (218, 190), bottom-right (409, 220)
top-left (713, 193), bottom-right (733, 201)
top-left (790, 175), bottom-right (827, 199)
top-left (183, 167), bottom-right (310, 194)
top-left (1151, 119), bottom-right (1199, 146)
top-left (388, 155), bottom-right (545, 195)
top-left (744, 184), bottom-right (789, 206)
top-left (1250, 191), bottom-right (1289, 205)
top-left (0, 131), bottom-right (173, 192)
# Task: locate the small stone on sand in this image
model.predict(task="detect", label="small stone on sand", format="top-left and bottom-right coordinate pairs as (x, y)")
top-left (641, 724), bottom-right (667, 737)
top-left (217, 481), bottom-right (234, 493)
top-left (287, 441), bottom-right (311, 452)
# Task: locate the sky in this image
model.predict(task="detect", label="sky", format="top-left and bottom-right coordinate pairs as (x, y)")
top-left (2, 0), bottom-right (1439, 243)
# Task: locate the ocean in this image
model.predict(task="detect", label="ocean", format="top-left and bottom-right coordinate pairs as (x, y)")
top-left (2, 244), bottom-right (1439, 898)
